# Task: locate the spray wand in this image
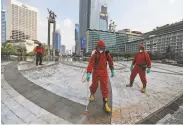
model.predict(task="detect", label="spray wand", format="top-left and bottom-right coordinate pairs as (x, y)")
top-left (82, 69), bottom-right (89, 116)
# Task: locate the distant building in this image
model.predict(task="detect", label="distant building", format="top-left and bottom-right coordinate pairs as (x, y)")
top-left (99, 4), bottom-right (108, 31)
top-left (118, 29), bottom-right (143, 36)
top-left (75, 24), bottom-right (79, 54)
top-left (86, 29), bottom-right (142, 53)
top-left (53, 30), bottom-right (61, 52)
top-left (60, 45), bottom-right (66, 53)
top-left (66, 50), bottom-right (71, 55)
top-left (125, 20), bottom-right (183, 57)
top-left (78, 0), bottom-right (91, 55)
top-left (1, 9), bottom-right (6, 43)
top-left (79, 0), bottom-right (107, 55)
top-left (72, 46), bottom-right (75, 54)
top-left (8, 40), bottom-right (38, 53)
top-left (6, 0), bottom-right (39, 40)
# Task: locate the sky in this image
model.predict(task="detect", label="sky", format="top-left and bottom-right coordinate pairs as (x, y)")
top-left (2, 0), bottom-right (183, 50)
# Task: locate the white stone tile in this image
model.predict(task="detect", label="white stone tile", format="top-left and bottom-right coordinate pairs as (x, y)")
top-left (2, 108), bottom-right (24, 124)
top-left (29, 118), bottom-right (47, 124)
top-left (2, 98), bottom-right (22, 111)
top-left (14, 95), bottom-right (26, 103)
top-left (40, 112), bottom-right (71, 124)
top-left (36, 108), bottom-right (49, 117)
top-left (1, 106), bottom-right (11, 116)
top-left (13, 106), bottom-right (31, 119)
top-left (1, 80), bottom-right (12, 90)
top-left (6, 114), bottom-right (25, 124)
top-left (21, 100), bottom-right (42, 115)
top-left (5, 87), bottom-right (21, 97)
top-left (23, 113), bottom-right (38, 124)
top-left (1, 89), bottom-right (12, 100)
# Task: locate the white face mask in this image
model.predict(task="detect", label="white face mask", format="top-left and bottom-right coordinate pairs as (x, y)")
top-left (140, 50), bottom-right (143, 52)
top-left (99, 50), bottom-right (103, 53)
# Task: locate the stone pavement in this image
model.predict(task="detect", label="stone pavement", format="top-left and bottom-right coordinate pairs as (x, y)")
top-left (157, 103), bottom-right (183, 124)
top-left (110, 61), bottom-right (183, 124)
top-left (86, 80), bottom-right (112, 124)
top-left (2, 61), bottom-right (113, 124)
top-left (1, 62), bottom-right (70, 124)
top-left (140, 93), bottom-right (183, 124)
top-left (2, 61), bottom-right (183, 124)
top-left (3, 62), bottom-right (86, 124)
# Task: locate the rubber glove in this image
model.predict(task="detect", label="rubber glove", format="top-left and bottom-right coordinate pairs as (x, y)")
top-left (111, 69), bottom-right (115, 77)
top-left (86, 73), bottom-right (91, 82)
top-left (147, 68), bottom-right (151, 74)
top-left (130, 64), bottom-right (134, 72)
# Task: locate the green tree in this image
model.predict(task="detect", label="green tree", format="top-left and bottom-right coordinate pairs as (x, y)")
top-left (1, 43), bottom-right (14, 55)
top-left (123, 52), bottom-right (131, 61)
top-left (165, 45), bottom-right (171, 59)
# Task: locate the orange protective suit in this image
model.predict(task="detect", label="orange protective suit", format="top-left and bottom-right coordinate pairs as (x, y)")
top-left (34, 46), bottom-right (44, 53)
top-left (130, 49), bottom-right (151, 84)
top-left (87, 45), bottom-right (114, 98)
top-left (34, 44), bottom-right (44, 65)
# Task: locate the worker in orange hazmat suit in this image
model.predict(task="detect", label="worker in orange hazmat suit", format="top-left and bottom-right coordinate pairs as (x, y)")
top-left (86, 40), bottom-right (114, 113)
top-left (126, 44), bottom-right (151, 93)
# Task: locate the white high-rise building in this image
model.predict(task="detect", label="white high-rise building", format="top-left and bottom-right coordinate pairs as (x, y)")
top-left (6, 0), bottom-right (39, 41)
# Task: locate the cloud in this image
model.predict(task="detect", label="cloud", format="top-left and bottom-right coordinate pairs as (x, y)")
top-left (38, 18), bottom-right (75, 50)
top-left (39, 19), bottom-right (48, 43)
top-left (169, 0), bottom-right (176, 4)
top-left (63, 19), bottom-right (72, 28)
top-left (114, 0), bottom-right (182, 33)
top-left (59, 18), bottom-right (75, 50)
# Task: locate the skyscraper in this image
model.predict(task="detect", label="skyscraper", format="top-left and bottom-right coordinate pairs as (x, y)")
top-left (90, 0), bottom-right (101, 30)
top-left (78, 0), bottom-right (106, 55)
top-left (99, 4), bottom-right (108, 31)
top-left (6, 0), bottom-right (39, 41)
top-left (75, 24), bottom-right (79, 53)
top-left (1, 9), bottom-right (6, 43)
top-left (78, 0), bottom-right (91, 55)
top-left (60, 45), bottom-right (66, 53)
top-left (54, 30), bottom-right (61, 52)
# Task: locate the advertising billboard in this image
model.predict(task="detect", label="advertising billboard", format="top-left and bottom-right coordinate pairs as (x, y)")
top-left (81, 37), bottom-right (86, 49)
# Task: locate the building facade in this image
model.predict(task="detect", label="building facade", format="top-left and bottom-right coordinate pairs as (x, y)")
top-left (99, 4), bottom-right (108, 31)
top-left (8, 40), bottom-right (38, 53)
top-left (1, 9), bottom-right (6, 43)
top-left (126, 20), bottom-right (183, 57)
top-left (75, 24), bottom-right (79, 53)
top-left (60, 45), bottom-right (66, 53)
top-left (78, 0), bottom-right (107, 55)
top-left (72, 46), bottom-right (75, 54)
top-left (86, 29), bottom-right (142, 53)
top-left (54, 30), bottom-right (61, 52)
top-left (6, 0), bottom-right (39, 41)
top-left (78, 0), bottom-right (91, 55)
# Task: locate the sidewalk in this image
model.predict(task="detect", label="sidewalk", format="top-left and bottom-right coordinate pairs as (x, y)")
top-left (1, 61), bottom-right (183, 124)
top-left (1, 62), bottom-right (70, 124)
top-left (110, 62), bottom-right (183, 124)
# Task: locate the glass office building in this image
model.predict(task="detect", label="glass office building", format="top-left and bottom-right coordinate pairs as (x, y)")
top-left (54, 30), bottom-right (61, 52)
top-left (79, 0), bottom-right (107, 55)
top-left (86, 29), bottom-right (142, 53)
top-left (86, 29), bottom-right (125, 53)
top-left (99, 4), bottom-right (108, 31)
top-left (1, 9), bottom-right (6, 43)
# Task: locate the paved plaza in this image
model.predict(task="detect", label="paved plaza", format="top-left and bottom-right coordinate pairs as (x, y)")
top-left (1, 60), bottom-right (183, 124)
